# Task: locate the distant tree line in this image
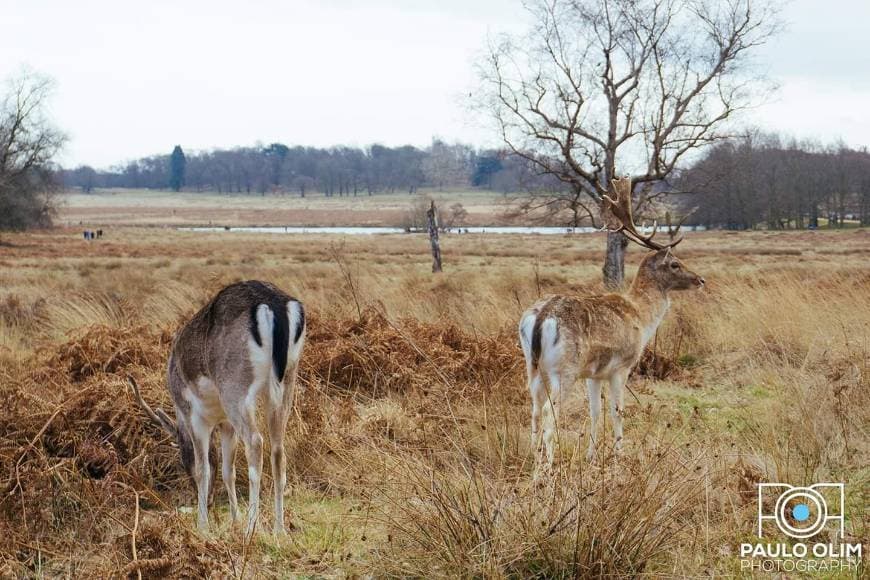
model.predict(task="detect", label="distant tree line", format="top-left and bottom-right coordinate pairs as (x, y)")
top-left (57, 134), bottom-right (870, 233)
top-left (58, 140), bottom-right (560, 197)
top-left (678, 133), bottom-right (870, 229)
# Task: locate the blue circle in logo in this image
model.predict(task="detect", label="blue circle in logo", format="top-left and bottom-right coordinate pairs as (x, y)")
top-left (793, 503), bottom-right (810, 522)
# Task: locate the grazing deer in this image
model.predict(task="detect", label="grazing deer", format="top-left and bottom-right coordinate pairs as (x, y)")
top-left (129, 280), bottom-right (305, 535)
top-left (519, 178), bottom-right (704, 465)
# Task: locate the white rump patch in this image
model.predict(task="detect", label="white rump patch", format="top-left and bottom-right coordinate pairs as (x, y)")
top-left (248, 304), bottom-right (274, 386)
top-left (518, 312), bottom-right (537, 368)
top-left (538, 318), bottom-right (562, 372)
top-left (287, 300), bottom-right (305, 366)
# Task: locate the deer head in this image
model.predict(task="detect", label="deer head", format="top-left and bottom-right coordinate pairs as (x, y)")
top-left (128, 376), bottom-right (216, 504)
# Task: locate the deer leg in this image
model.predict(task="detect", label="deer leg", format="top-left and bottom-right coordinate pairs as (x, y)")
top-left (233, 395), bottom-right (264, 537)
top-left (528, 371), bottom-right (546, 451)
top-left (219, 423), bottom-right (239, 524)
top-left (267, 373), bottom-right (295, 535)
top-left (242, 429), bottom-right (263, 537)
top-left (542, 370), bottom-right (564, 467)
top-left (608, 369), bottom-right (629, 453)
top-left (190, 415), bottom-right (213, 531)
top-left (585, 379), bottom-right (604, 462)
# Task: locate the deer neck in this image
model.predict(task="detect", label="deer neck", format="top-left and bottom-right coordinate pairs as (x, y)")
top-left (627, 273), bottom-right (671, 347)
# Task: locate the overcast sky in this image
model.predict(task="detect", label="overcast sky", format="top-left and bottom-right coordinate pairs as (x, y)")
top-left (2, 0), bottom-right (868, 168)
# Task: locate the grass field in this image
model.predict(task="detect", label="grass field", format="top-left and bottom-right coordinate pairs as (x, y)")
top-left (55, 188), bottom-right (516, 228)
top-left (0, 226), bottom-right (868, 577)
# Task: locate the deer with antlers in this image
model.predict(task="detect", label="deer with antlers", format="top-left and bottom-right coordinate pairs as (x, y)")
top-left (129, 280), bottom-right (305, 535)
top-left (519, 177), bottom-right (704, 465)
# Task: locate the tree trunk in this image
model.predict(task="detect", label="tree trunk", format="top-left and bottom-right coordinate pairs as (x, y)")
top-left (427, 200), bottom-right (443, 273)
top-left (603, 231), bottom-right (628, 290)
top-left (861, 190), bottom-right (870, 225)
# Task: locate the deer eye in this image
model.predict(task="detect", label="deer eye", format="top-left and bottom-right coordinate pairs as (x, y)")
top-left (670, 262), bottom-right (680, 269)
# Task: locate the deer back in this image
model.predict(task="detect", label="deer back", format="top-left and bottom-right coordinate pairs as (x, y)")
top-left (171, 280), bottom-right (302, 394)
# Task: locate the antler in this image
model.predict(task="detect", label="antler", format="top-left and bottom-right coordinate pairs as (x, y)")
top-left (665, 207), bottom-right (697, 242)
top-left (601, 177), bottom-right (682, 251)
top-left (127, 376), bottom-right (178, 437)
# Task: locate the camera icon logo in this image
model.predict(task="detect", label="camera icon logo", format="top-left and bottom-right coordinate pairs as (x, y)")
top-left (757, 483), bottom-right (845, 539)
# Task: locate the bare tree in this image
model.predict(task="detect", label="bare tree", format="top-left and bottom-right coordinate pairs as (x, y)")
top-left (443, 202), bottom-right (469, 230)
top-left (477, 0), bottom-right (779, 288)
top-left (421, 139), bottom-right (473, 191)
top-left (401, 195), bottom-right (432, 231)
top-left (427, 200), bottom-right (443, 273)
top-left (0, 70), bottom-right (66, 231)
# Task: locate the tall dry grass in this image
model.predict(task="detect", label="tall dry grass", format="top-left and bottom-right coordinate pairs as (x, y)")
top-left (0, 227), bottom-right (867, 577)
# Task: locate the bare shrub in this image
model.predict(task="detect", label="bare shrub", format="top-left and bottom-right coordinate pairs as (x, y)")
top-left (369, 442), bottom-right (714, 577)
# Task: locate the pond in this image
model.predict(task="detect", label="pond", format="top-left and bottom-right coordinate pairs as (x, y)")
top-left (181, 225), bottom-right (705, 235)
